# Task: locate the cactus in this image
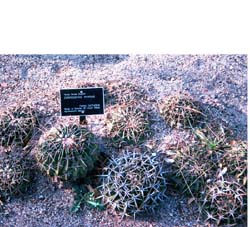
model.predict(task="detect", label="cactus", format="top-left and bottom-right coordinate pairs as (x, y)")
top-left (36, 124), bottom-right (99, 181)
top-left (221, 140), bottom-right (247, 185)
top-left (172, 126), bottom-right (230, 195)
top-left (171, 125), bottom-right (247, 225)
top-left (201, 140), bottom-right (247, 225)
top-left (173, 144), bottom-right (210, 196)
top-left (106, 81), bottom-right (147, 105)
top-left (202, 177), bottom-right (247, 225)
top-left (106, 105), bottom-right (151, 147)
top-left (159, 94), bottom-right (203, 128)
top-left (99, 149), bottom-right (167, 218)
top-left (0, 105), bottom-right (37, 147)
top-left (0, 146), bottom-right (31, 200)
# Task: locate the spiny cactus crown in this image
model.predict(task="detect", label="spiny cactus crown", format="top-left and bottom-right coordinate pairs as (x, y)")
top-left (99, 150), bottom-right (167, 218)
top-left (106, 81), bottom-right (147, 105)
top-left (0, 146), bottom-right (31, 200)
top-left (171, 125), bottom-right (247, 225)
top-left (37, 123), bottom-right (99, 181)
top-left (159, 94), bottom-right (203, 128)
top-left (0, 105), bottom-right (37, 147)
top-left (106, 105), bottom-right (150, 147)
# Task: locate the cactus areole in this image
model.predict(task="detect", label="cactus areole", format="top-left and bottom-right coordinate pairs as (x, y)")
top-left (60, 87), bottom-right (105, 124)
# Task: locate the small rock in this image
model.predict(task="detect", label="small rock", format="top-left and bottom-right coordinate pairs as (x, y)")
top-left (0, 82), bottom-right (8, 88)
top-left (38, 195), bottom-right (45, 200)
top-left (51, 63), bottom-right (61, 73)
top-left (165, 158), bottom-right (175, 164)
top-left (21, 68), bottom-right (28, 79)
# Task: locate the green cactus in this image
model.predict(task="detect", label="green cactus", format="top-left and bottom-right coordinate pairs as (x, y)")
top-left (106, 105), bottom-right (151, 147)
top-left (0, 105), bottom-right (37, 147)
top-left (0, 146), bottom-right (31, 200)
top-left (36, 124), bottom-right (99, 181)
top-left (99, 149), bottom-right (167, 218)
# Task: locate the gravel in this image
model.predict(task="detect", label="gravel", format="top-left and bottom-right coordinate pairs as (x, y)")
top-left (0, 54), bottom-right (247, 227)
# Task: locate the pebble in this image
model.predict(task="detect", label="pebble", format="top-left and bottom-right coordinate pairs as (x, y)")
top-left (38, 195), bottom-right (45, 200)
top-left (0, 82), bottom-right (8, 88)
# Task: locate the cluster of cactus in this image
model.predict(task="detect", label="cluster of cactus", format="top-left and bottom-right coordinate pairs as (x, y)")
top-left (106, 105), bottom-right (151, 147)
top-left (0, 146), bottom-right (31, 200)
top-left (0, 105), bottom-right (37, 147)
top-left (99, 149), bottom-right (167, 218)
top-left (36, 123), bottom-right (99, 181)
top-left (159, 94), bottom-right (203, 128)
top-left (0, 83), bottom-right (245, 226)
top-left (171, 125), bottom-right (247, 225)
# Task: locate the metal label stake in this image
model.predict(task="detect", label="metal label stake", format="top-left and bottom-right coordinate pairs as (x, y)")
top-left (80, 115), bottom-right (87, 125)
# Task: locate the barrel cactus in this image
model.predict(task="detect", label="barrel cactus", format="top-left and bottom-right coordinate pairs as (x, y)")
top-left (106, 81), bottom-right (147, 105)
top-left (201, 140), bottom-right (247, 225)
top-left (0, 146), bottom-right (31, 200)
top-left (0, 105), bottom-right (37, 147)
top-left (106, 105), bottom-right (151, 147)
top-left (202, 177), bottom-right (247, 225)
top-left (36, 124), bottom-right (99, 181)
top-left (221, 140), bottom-right (247, 185)
top-left (171, 125), bottom-right (247, 225)
top-left (159, 94), bottom-right (203, 128)
top-left (99, 150), bottom-right (167, 218)
top-left (172, 126), bottom-right (231, 196)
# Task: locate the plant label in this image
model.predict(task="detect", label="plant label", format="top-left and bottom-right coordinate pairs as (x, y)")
top-left (60, 88), bottom-right (104, 116)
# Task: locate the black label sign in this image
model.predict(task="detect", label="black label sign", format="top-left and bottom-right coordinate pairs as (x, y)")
top-left (60, 88), bottom-right (104, 116)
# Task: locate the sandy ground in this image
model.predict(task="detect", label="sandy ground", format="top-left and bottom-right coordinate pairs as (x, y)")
top-left (0, 55), bottom-right (247, 227)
